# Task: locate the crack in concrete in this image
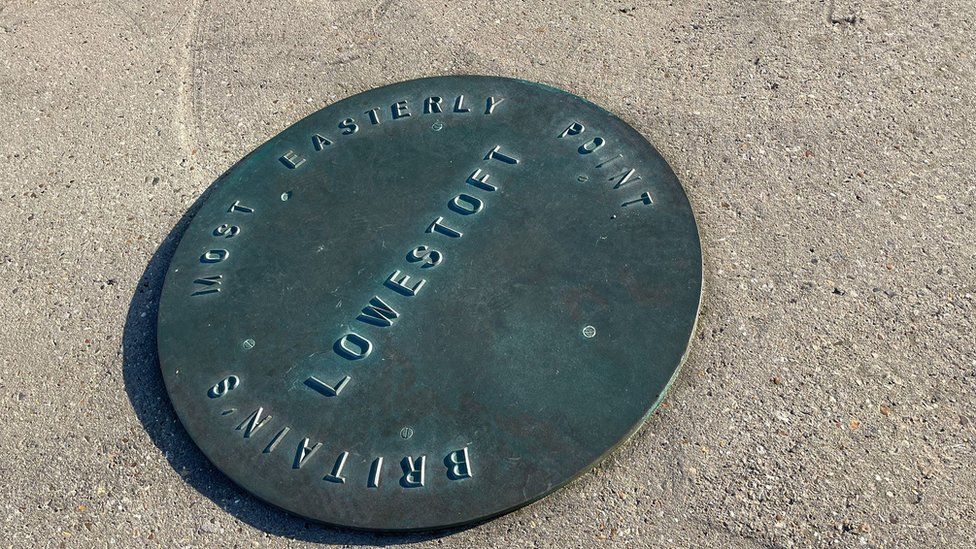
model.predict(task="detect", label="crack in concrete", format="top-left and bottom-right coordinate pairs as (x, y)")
top-left (175, 0), bottom-right (203, 181)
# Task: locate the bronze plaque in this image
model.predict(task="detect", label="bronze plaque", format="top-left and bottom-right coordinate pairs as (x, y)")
top-left (156, 76), bottom-right (702, 531)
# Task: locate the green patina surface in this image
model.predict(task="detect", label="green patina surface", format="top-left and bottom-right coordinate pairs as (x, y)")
top-left (156, 76), bottom-right (702, 531)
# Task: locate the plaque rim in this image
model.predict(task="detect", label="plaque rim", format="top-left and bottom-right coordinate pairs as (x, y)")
top-left (155, 74), bottom-right (704, 532)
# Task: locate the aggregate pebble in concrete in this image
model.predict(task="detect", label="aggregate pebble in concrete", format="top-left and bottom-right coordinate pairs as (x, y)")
top-left (1, 0), bottom-right (974, 547)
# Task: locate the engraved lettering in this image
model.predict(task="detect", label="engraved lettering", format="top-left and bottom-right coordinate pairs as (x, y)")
top-left (445, 447), bottom-right (473, 480)
top-left (228, 200), bottom-right (254, 214)
top-left (485, 96), bottom-right (505, 114)
top-left (426, 216), bottom-right (463, 238)
top-left (466, 168), bottom-right (496, 192)
top-left (365, 107), bottom-right (382, 125)
top-left (400, 456), bottom-right (426, 487)
top-left (201, 249), bottom-right (229, 263)
top-left (594, 153), bottom-right (622, 169)
top-left (334, 333), bottom-right (373, 360)
top-left (208, 375), bottom-right (239, 398)
top-left (385, 270), bottom-right (426, 297)
top-left (339, 118), bottom-right (359, 135)
top-left (191, 275), bottom-right (222, 296)
top-left (323, 451), bottom-right (350, 483)
top-left (357, 296), bottom-right (400, 327)
top-left (304, 375), bottom-right (351, 397)
top-left (279, 150), bottom-right (306, 169)
top-left (235, 407), bottom-right (272, 438)
top-left (559, 122), bottom-right (585, 138)
top-left (294, 144), bottom-right (527, 397)
top-left (312, 133), bottom-right (333, 150)
top-left (424, 96), bottom-right (443, 114)
top-left (609, 168), bottom-right (642, 189)
top-left (263, 426), bottom-right (290, 453)
top-left (392, 100), bottom-right (411, 119)
top-left (579, 137), bottom-right (605, 154)
top-left (407, 245), bottom-right (442, 268)
top-left (293, 438), bottom-right (322, 469)
top-left (621, 191), bottom-right (654, 207)
top-left (213, 224), bottom-right (240, 238)
top-left (449, 193), bottom-right (484, 215)
top-left (484, 145), bottom-right (519, 165)
top-left (368, 457), bottom-right (384, 488)
top-left (453, 95), bottom-right (470, 113)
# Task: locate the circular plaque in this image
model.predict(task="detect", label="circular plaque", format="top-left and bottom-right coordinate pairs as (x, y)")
top-left (157, 76), bottom-right (702, 531)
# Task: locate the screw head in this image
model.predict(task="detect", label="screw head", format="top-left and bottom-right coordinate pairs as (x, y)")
top-left (431, 122), bottom-right (444, 131)
top-left (578, 175), bottom-right (589, 183)
top-left (400, 427), bottom-right (414, 439)
top-left (280, 191), bottom-right (292, 201)
top-left (582, 326), bottom-right (596, 338)
top-left (242, 338), bottom-right (256, 350)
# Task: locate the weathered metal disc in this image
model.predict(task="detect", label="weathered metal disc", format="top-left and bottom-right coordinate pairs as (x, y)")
top-left (157, 76), bottom-right (702, 531)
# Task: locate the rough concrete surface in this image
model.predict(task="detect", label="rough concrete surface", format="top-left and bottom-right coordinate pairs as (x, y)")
top-left (1, 0), bottom-right (974, 547)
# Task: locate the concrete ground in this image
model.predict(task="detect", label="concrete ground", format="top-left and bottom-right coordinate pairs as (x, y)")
top-left (1, 0), bottom-right (974, 546)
